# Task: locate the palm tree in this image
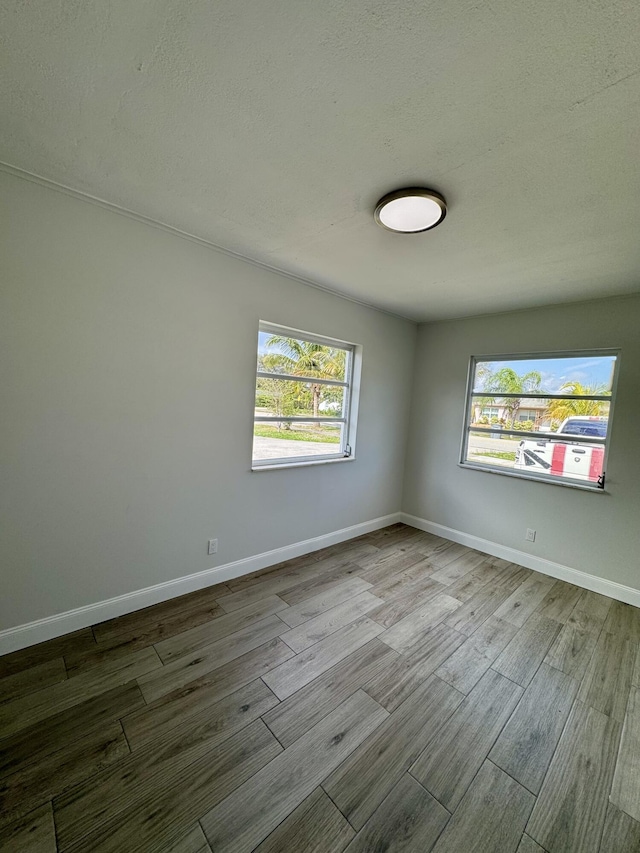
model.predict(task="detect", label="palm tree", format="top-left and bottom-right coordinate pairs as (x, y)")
top-left (545, 381), bottom-right (609, 422)
top-left (265, 336), bottom-right (346, 418)
top-left (481, 367), bottom-right (543, 424)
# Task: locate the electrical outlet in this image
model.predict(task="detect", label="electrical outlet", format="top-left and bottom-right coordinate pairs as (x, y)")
top-left (525, 528), bottom-right (536, 542)
top-left (208, 538), bottom-right (218, 555)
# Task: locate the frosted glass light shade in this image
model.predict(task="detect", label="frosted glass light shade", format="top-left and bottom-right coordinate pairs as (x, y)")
top-left (374, 188), bottom-right (446, 233)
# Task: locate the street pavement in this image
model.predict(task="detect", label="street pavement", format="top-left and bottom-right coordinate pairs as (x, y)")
top-left (253, 436), bottom-right (338, 460)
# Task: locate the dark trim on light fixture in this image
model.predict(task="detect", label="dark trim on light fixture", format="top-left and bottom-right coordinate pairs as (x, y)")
top-left (374, 187), bottom-right (447, 233)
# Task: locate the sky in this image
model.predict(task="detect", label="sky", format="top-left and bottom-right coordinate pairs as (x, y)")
top-left (473, 355), bottom-right (617, 393)
top-left (257, 331), bottom-right (346, 361)
top-left (257, 331), bottom-right (278, 355)
top-left (258, 331), bottom-right (311, 356)
top-left (259, 331), bottom-right (617, 393)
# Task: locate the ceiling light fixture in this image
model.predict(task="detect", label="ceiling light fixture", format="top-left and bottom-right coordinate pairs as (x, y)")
top-left (374, 187), bottom-right (446, 233)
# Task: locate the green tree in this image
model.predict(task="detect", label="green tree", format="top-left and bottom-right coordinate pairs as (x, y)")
top-left (264, 336), bottom-right (346, 418)
top-left (481, 367), bottom-right (543, 423)
top-left (472, 363), bottom-right (496, 423)
top-left (257, 353), bottom-right (309, 431)
top-left (545, 381), bottom-right (609, 422)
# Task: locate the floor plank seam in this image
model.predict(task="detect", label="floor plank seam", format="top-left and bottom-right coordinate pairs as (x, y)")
top-left (52, 800), bottom-right (62, 853)
top-left (119, 719), bottom-right (134, 755)
top-left (273, 612), bottom-right (293, 630)
top-left (409, 772), bottom-right (453, 815)
top-left (319, 781), bottom-right (360, 832)
top-left (278, 635), bottom-right (297, 654)
top-left (258, 677), bottom-right (281, 705)
top-left (522, 688), bottom-right (583, 802)
top-left (485, 755), bottom-right (539, 797)
top-left (488, 662), bottom-right (543, 692)
top-left (133, 678), bottom-right (150, 705)
top-left (406, 766), bottom-right (445, 807)
top-left (261, 715), bottom-right (286, 750)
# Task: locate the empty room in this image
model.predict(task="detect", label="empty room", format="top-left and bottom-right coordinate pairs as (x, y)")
top-left (1, 2), bottom-right (640, 852)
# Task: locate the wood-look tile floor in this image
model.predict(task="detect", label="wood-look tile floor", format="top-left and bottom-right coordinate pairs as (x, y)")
top-left (1, 524), bottom-right (639, 852)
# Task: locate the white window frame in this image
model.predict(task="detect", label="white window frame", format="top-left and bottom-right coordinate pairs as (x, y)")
top-left (460, 349), bottom-right (620, 492)
top-left (252, 321), bottom-right (359, 470)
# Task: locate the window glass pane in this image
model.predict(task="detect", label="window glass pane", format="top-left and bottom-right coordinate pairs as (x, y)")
top-left (466, 430), bottom-right (521, 468)
top-left (554, 410), bottom-right (609, 437)
top-left (252, 421), bottom-right (343, 462)
top-left (465, 430), bottom-right (605, 484)
top-left (253, 323), bottom-right (357, 468)
top-left (255, 377), bottom-right (345, 419)
top-left (469, 400), bottom-right (610, 435)
top-left (465, 346), bottom-right (614, 489)
top-left (472, 354), bottom-right (617, 395)
top-left (258, 331), bottom-right (348, 382)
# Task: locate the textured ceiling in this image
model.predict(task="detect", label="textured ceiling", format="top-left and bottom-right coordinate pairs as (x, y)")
top-left (1, 0), bottom-right (640, 320)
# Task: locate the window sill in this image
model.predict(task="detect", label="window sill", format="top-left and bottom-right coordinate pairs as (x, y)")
top-left (251, 456), bottom-right (355, 472)
top-left (459, 462), bottom-right (608, 493)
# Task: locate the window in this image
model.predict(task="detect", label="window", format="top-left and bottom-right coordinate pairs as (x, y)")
top-left (252, 322), bottom-right (358, 468)
top-left (461, 350), bottom-right (619, 490)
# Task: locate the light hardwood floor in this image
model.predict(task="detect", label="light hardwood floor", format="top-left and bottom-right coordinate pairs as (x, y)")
top-left (1, 524), bottom-right (639, 852)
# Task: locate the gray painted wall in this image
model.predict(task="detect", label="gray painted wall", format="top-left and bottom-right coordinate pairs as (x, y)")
top-left (3, 168), bottom-right (639, 635)
top-left (403, 296), bottom-right (640, 589)
top-left (0, 173), bottom-right (416, 631)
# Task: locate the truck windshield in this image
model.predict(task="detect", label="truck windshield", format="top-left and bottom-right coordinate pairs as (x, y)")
top-left (561, 420), bottom-right (607, 437)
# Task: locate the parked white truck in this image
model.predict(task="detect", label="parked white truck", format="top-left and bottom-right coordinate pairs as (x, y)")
top-left (513, 416), bottom-right (607, 484)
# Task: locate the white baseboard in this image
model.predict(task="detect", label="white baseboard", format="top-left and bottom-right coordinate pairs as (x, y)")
top-left (0, 512), bottom-right (402, 655)
top-left (401, 513), bottom-right (640, 608)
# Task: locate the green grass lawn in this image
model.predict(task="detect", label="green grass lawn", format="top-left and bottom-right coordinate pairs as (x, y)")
top-left (254, 424), bottom-right (340, 443)
top-left (474, 450), bottom-right (517, 462)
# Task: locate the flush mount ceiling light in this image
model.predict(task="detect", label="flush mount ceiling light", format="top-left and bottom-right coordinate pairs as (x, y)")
top-left (374, 187), bottom-right (446, 233)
